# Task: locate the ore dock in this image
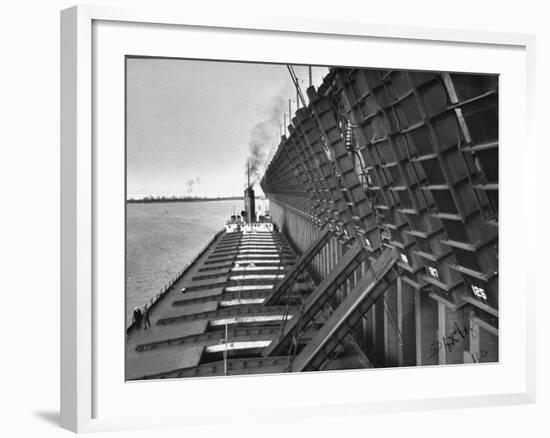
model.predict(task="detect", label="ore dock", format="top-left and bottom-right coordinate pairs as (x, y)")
top-left (126, 66), bottom-right (498, 380)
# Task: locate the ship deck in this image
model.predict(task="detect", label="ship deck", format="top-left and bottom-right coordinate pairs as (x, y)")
top-left (126, 229), bottom-right (306, 380)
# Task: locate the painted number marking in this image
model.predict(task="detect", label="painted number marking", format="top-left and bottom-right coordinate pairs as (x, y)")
top-left (471, 285), bottom-right (487, 301)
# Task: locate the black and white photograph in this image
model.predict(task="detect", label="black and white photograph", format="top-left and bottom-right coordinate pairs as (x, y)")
top-left (124, 58), bottom-right (499, 380)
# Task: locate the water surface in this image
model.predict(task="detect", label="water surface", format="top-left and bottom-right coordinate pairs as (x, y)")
top-left (126, 200), bottom-right (241, 326)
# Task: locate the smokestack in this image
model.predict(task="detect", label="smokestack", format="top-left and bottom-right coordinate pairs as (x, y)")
top-left (244, 164), bottom-right (256, 224)
top-left (308, 66), bottom-right (312, 87)
top-left (283, 114), bottom-right (286, 136)
top-left (244, 186), bottom-right (256, 224)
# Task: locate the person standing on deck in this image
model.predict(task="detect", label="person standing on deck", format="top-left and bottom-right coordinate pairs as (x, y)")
top-left (143, 304), bottom-right (152, 330)
top-left (133, 307), bottom-right (143, 330)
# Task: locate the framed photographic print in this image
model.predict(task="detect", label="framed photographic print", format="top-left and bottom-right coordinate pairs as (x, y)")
top-left (61, 5), bottom-right (536, 433)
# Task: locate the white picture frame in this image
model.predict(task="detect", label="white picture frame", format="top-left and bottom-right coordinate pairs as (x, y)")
top-left (60, 5), bottom-right (537, 433)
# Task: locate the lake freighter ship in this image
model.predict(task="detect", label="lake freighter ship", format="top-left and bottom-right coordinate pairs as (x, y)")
top-left (126, 66), bottom-right (499, 380)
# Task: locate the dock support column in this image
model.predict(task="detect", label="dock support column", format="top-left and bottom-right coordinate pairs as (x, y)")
top-left (466, 313), bottom-right (498, 364)
top-left (415, 291), bottom-right (439, 366)
top-left (374, 299), bottom-right (385, 366)
top-left (362, 304), bottom-right (375, 356)
top-left (397, 277), bottom-right (416, 367)
top-left (336, 241), bottom-right (343, 303)
top-left (358, 261), bottom-right (372, 353)
top-left (326, 242), bottom-right (330, 276)
top-left (438, 302), bottom-right (447, 365)
top-left (383, 282), bottom-right (399, 367)
top-left (443, 305), bottom-right (469, 365)
top-left (468, 312), bottom-right (481, 364)
top-left (330, 238), bottom-right (336, 272)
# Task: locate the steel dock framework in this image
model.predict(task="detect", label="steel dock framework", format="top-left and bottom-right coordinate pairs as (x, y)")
top-left (126, 66), bottom-right (498, 379)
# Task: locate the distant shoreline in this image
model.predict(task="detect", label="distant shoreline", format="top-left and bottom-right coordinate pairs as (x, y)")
top-left (127, 196), bottom-right (264, 204)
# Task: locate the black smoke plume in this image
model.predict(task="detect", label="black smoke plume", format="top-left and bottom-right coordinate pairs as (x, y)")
top-left (246, 95), bottom-right (286, 186)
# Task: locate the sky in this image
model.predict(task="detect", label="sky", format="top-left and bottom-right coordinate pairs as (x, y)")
top-left (126, 58), bottom-right (329, 199)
